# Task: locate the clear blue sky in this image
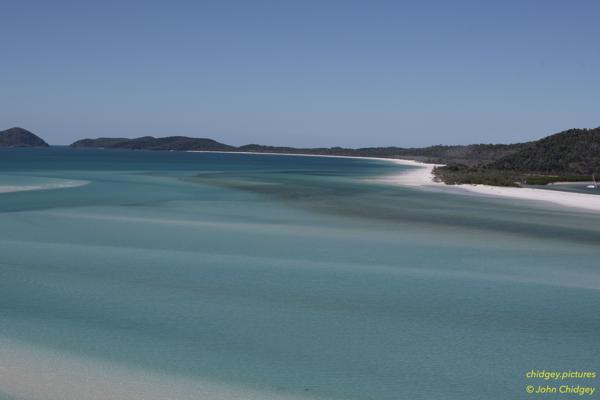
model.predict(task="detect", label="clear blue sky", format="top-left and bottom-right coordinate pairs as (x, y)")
top-left (1, 1), bottom-right (599, 147)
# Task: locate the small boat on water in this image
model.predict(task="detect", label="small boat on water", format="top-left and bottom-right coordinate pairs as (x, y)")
top-left (586, 173), bottom-right (598, 189)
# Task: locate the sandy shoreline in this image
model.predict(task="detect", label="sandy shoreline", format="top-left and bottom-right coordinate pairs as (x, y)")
top-left (374, 159), bottom-right (445, 186)
top-left (376, 158), bottom-right (600, 212)
top-left (455, 184), bottom-right (600, 212)
top-left (187, 150), bottom-right (600, 212)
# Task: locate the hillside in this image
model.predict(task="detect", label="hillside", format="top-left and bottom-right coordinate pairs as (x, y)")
top-left (434, 127), bottom-right (600, 185)
top-left (71, 136), bottom-right (235, 151)
top-left (491, 128), bottom-right (600, 175)
top-left (70, 137), bottom-right (131, 148)
top-left (0, 127), bottom-right (49, 147)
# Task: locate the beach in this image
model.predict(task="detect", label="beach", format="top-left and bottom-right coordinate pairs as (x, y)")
top-left (374, 159), bottom-right (445, 186)
top-left (455, 184), bottom-right (600, 212)
top-left (380, 159), bottom-right (600, 212)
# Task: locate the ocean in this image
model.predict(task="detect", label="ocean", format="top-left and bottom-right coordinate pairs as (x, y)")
top-left (1, 147), bottom-right (599, 400)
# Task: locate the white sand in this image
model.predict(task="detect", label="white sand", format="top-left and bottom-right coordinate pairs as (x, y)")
top-left (455, 184), bottom-right (600, 212)
top-left (374, 159), bottom-right (444, 186)
top-left (377, 159), bottom-right (600, 212)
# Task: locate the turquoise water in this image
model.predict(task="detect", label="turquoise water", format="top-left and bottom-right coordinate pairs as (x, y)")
top-left (1, 147), bottom-right (599, 400)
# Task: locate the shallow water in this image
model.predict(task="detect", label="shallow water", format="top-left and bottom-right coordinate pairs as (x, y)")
top-left (1, 147), bottom-right (599, 400)
top-left (532, 182), bottom-right (600, 195)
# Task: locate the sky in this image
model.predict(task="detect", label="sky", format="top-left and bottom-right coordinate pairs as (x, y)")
top-left (1, 1), bottom-right (599, 147)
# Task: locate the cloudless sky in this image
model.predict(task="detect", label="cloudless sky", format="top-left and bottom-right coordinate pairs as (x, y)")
top-left (1, 0), bottom-right (599, 146)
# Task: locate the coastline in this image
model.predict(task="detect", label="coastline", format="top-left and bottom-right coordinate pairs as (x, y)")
top-left (187, 150), bottom-right (600, 212)
top-left (454, 184), bottom-right (600, 212)
top-left (372, 159), bottom-right (445, 186)
top-left (374, 157), bottom-right (600, 212)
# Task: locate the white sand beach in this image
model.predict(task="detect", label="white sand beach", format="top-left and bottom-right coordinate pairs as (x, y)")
top-left (382, 159), bottom-right (600, 212)
top-left (376, 159), bottom-right (445, 186)
top-left (456, 184), bottom-right (600, 212)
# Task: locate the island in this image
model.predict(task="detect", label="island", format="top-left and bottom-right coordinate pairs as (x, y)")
top-left (71, 136), bottom-right (235, 151)
top-left (0, 127), bottom-right (49, 147)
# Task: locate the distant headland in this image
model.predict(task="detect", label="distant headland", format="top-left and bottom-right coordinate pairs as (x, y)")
top-left (3, 125), bottom-right (599, 186)
top-left (0, 127), bottom-right (49, 147)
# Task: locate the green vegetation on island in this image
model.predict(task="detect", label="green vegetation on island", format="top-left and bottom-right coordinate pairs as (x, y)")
top-left (71, 136), bottom-right (235, 151)
top-left (433, 127), bottom-right (600, 186)
top-left (0, 127), bottom-right (49, 147)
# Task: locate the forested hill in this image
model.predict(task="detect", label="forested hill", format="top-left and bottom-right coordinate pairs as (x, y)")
top-left (491, 128), bottom-right (600, 175)
top-left (0, 127), bottom-right (49, 147)
top-left (435, 127), bottom-right (600, 185)
top-left (71, 136), bottom-right (236, 151)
